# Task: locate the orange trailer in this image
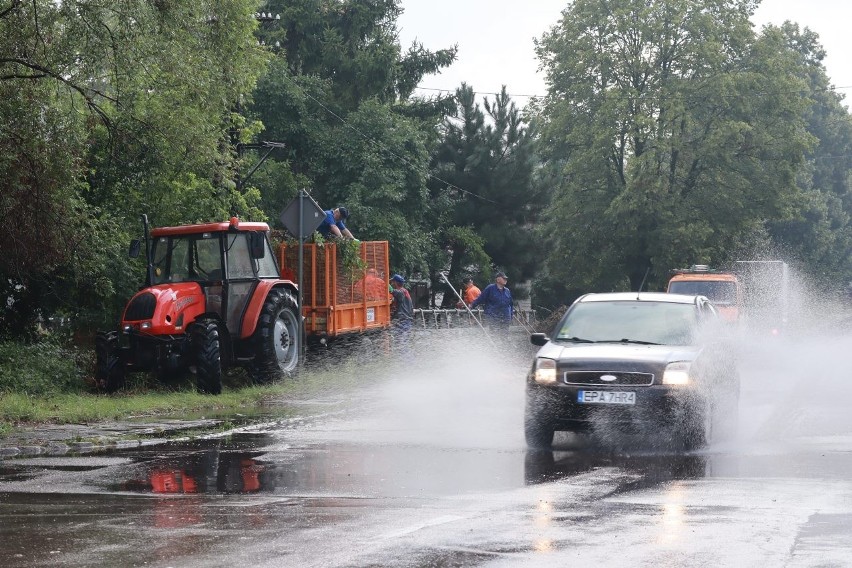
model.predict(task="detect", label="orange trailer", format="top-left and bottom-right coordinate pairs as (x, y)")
top-left (278, 241), bottom-right (392, 341)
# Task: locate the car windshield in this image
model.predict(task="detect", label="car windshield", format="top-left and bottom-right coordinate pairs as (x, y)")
top-left (555, 300), bottom-right (698, 346)
top-left (668, 280), bottom-right (737, 305)
top-left (151, 233), bottom-right (223, 284)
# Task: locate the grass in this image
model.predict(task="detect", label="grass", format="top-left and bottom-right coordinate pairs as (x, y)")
top-left (0, 346), bottom-right (392, 434)
top-left (0, 387), bottom-right (272, 425)
top-left (0, 326), bottom-right (401, 441)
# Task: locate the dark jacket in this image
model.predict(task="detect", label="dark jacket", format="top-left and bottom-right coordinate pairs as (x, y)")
top-left (317, 210), bottom-right (347, 237)
top-left (391, 287), bottom-right (414, 321)
top-left (470, 283), bottom-right (513, 323)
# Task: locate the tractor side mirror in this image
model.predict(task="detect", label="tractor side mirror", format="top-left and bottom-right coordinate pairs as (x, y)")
top-left (129, 239), bottom-right (141, 258)
top-left (249, 232), bottom-right (266, 259)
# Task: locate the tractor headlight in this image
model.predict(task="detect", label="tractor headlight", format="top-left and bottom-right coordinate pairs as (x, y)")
top-left (662, 361), bottom-right (691, 385)
top-left (139, 321), bottom-right (152, 330)
top-left (534, 358), bottom-right (558, 384)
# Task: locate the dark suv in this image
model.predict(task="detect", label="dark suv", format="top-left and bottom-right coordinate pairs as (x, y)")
top-left (524, 292), bottom-right (739, 449)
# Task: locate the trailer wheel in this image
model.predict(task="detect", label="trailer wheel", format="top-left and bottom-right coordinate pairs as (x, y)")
top-left (95, 331), bottom-right (125, 393)
top-left (191, 319), bottom-right (223, 395)
top-left (249, 288), bottom-right (300, 384)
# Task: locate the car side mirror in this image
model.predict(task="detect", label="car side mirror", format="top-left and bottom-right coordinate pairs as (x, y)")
top-left (129, 239), bottom-right (141, 258)
top-left (530, 333), bottom-right (549, 347)
top-left (249, 232), bottom-right (266, 259)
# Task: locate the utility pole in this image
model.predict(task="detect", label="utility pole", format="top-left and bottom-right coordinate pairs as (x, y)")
top-left (233, 10), bottom-right (284, 193)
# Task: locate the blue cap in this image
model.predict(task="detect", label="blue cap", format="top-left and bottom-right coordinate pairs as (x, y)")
top-left (391, 274), bottom-right (405, 284)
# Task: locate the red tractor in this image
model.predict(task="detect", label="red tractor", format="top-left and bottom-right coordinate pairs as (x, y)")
top-left (95, 216), bottom-right (300, 394)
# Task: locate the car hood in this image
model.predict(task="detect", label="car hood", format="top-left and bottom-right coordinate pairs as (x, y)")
top-left (536, 341), bottom-right (701, 365)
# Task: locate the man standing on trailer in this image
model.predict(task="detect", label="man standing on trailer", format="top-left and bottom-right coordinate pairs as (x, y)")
top-left (317, 206), bottom-right (355, 240)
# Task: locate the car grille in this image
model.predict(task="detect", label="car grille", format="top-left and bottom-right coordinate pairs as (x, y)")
top-left (124, 292), bottom-right (156, 321)
top-left (563, 371), bottom-right (654, 386)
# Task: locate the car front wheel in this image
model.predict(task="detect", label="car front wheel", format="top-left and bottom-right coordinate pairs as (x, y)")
top-left (525, 410), bottom-right (554, 449)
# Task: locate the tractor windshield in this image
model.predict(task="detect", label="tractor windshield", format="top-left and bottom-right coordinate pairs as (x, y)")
top-left (151, 233), bottom-right (223, 284)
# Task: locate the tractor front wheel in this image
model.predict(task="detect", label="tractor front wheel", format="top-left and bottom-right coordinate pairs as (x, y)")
top-left (249, 288), bottom-right (300, 384)
top-left (95, 331), bottom-right (125, 393)
top-left (191, 319), bottom-right (223, 395)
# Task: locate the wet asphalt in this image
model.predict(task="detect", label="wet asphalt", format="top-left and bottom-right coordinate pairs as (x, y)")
top-left (2, 330), bottom-right (852, 567)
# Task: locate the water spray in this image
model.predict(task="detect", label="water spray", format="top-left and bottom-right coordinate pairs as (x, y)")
top-left (438, 271), bottom-right (499, 349)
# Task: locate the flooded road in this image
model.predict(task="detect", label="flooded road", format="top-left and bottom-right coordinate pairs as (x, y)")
top-left (2, 331), bottom-right (852, 567)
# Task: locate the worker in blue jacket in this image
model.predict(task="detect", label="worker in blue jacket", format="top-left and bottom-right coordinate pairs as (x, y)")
top-left (317, 206), bottom-right (355, 239)
top-left (470, 271), bottom-right (513, 327)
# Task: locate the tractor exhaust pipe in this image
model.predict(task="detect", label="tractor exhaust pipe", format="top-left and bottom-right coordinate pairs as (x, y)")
top-left (142, 214), bottom-right (153, 286)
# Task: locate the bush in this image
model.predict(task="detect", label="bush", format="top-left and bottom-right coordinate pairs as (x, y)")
top-left (0, 339), bottom-right (85, 396)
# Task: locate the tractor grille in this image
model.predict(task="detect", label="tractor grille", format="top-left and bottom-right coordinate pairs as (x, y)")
top-left (124, 292), bottom-right (156, 321)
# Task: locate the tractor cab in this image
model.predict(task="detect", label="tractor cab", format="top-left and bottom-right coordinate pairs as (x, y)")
top-left (142, 219), bottom-right (279, 337)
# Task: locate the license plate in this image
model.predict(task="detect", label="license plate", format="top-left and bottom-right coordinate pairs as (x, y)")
top-left (577, 390), bottom-right (636, 405)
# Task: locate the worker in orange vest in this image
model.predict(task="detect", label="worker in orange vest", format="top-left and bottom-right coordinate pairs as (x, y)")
top-left (456, 277), bottom-right (481, 308)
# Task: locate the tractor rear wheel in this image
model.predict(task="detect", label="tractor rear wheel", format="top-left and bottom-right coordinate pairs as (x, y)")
top-left (95, 331), bottom-right (125, 393)
top-left (249, 288), bottom-right (300, 384)
top-left (191, 319), bottom-right (223, 395)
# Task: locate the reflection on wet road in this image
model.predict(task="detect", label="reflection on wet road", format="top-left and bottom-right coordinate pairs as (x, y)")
top-left (2, 333), bottom-right (852, 567)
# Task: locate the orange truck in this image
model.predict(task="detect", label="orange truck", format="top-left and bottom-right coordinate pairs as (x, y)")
top-left (666, 265), bottom-right (742, 322)
top-left (278, 240), bottom-right (392, 346)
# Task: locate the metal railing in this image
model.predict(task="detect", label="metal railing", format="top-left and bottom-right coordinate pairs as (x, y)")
top-left (413, 309), bottom-right (536, 330)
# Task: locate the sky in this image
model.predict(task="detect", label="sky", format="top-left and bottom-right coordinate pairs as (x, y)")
top-left (396, 0), bottom-right (852, 106)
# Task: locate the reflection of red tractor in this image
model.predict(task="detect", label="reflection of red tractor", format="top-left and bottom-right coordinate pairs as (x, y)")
top-left (95, 215), bottom-right (300, 394)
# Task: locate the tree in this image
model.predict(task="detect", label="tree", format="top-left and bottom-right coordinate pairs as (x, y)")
top-left (532, 0), bottom-right (814, 308)
top-left (0, 0), bottom-right (269, 336)
top-left (765, 22), bottom-right (852, 288)
top-left (429, 84), bottom-right (544, 305)
top-left (247, 0), bottom-right (457, 276)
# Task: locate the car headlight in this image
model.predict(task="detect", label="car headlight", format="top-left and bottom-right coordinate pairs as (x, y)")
top-left (534, 358), bottom-right (557, 384)
top-left (662, 361), bottom-right (691, 385)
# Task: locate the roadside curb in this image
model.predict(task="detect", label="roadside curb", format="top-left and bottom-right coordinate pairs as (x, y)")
top-left (0, 409), bottom-right (342, 460)
top-left (0, 418), bottom-right (225, 460)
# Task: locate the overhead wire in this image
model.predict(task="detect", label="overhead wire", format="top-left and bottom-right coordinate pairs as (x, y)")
top-left (413, 84), bottom-right (852, 101)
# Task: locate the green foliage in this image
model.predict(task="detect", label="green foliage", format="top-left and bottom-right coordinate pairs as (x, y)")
top-left (0, 0), bottom-right (270, 338)
top-left (429, 85), bottom-right (544, 304)
top-left (0, 340), bottom-right (84, 396)
top-left (533, 0), bottom-right (815, 306)
top-left (765, 23), bottom-right (852, 286)
top-left (248, 0), bottom-right (456, 277)
top-left (336, 238), bottom-right (368, 280)
top-left (305, 233), bottom-right (368, 282)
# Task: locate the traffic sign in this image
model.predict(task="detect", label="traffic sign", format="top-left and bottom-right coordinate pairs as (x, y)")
top-left (279, 190), bottom-right (325, 239)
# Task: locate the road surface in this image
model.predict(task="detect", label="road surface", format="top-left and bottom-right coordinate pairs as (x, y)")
top-left (2, 331), bottom-right (852, 567)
